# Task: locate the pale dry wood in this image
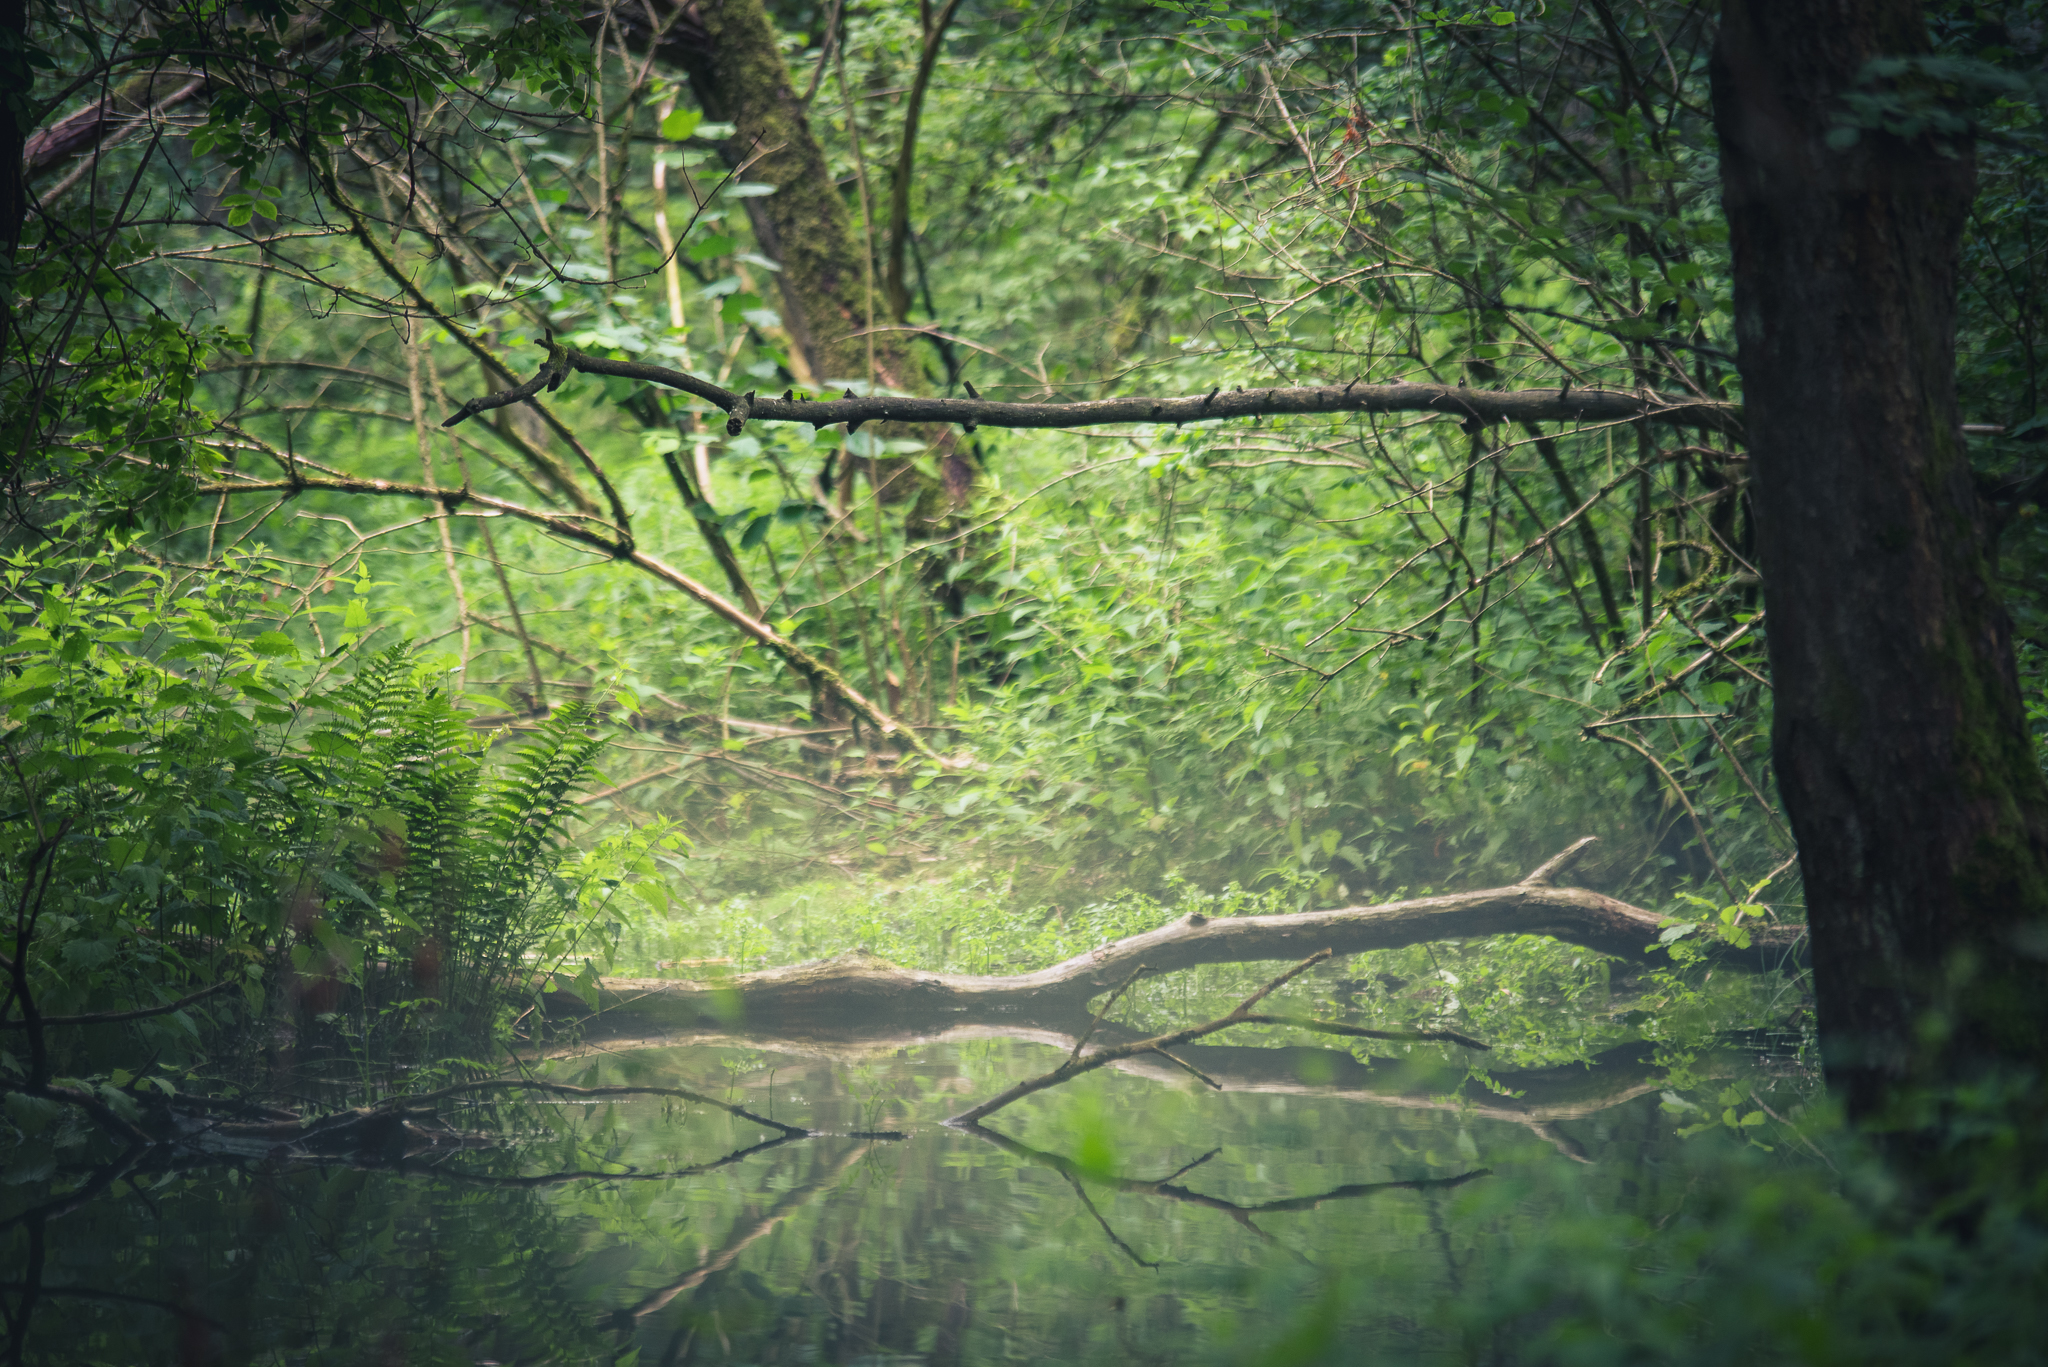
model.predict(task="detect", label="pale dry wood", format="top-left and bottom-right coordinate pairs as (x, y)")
top-left (598, 838), bottom-right (1806, 1026)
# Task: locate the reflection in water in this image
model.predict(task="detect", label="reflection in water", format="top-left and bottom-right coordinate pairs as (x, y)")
top-left (1, 1016), bottom-right (1797, 1364)
top-left (958, 1120), bottom-right (1490, 1266)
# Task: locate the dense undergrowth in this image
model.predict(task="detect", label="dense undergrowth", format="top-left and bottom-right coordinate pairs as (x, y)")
top-left (0, 541), bottom-right (674, 1108)
top-left (4, 0), bottom-right (2048, 1360)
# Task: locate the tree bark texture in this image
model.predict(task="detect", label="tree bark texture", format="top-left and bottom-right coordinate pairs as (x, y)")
top-left (649, 0), bottom-right (978, 522)
top-left (1, 0), bottom-right (29, 365)
top-left (673, 0), bottom-right (918, 395)
top-left (1, 0), bottom-right (28, 252)
top-left (1712, 0), bottom-right (2048, 1121)
top-left (18, 71), bottom-right (207, 181)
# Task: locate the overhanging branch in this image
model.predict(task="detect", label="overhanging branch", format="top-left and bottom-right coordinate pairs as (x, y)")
top-left (444, 345), bottom-right (1744, 437)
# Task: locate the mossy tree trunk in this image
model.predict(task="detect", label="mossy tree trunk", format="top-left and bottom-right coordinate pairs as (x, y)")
top-left (679, 0), bottom-right (907, 392)
top-left (1713, 0), bottom-right (2048, 1137)
top-left (676, 0), bottom-right (972, 531)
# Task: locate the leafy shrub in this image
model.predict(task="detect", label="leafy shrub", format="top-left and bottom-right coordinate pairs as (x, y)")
top-left (0, 544), bottom-right (666, 1098)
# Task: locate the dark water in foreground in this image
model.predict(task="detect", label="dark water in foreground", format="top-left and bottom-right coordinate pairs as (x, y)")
top-left (3, 1016), bottom-right (1804, 1366)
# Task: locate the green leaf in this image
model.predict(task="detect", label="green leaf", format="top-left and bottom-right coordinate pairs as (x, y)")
top-left (316, 866), bottom-right (380, 909)
top-left (720, 291), bottom-right (763, 325)
top-left (567, 960), bottom-right (603, 1010)
top-left (659, 108), bottom-right (703, 141)
top-left (305, 730), bottom-right (354, 757)
top-left (4, 1091), bottom-right (63, 1138)
top-left (312, 920), bottom-right (364, 978)
top-left (62, 939), bottom-right (117, 970)
top-left (687, 236), bottom-right (734, 267)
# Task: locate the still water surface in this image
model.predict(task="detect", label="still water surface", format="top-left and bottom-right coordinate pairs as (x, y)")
top-left (3, 1001), bottom-right (1801, 1366)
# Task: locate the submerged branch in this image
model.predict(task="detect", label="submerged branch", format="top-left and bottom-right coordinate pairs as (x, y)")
top-left (1235, 1014), bottom-right (1490, 1050)
top-left (622, 1139), bottom-right (874, 1323)
top-left (962, 1119), bottom-right (1490, 1256)
top-left (947, 950), bottom-right (1337, 1124)
top-left (388, 1078), bottom-right (807, 1137)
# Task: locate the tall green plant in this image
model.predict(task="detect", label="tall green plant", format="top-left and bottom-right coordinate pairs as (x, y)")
top-left (289, 645), bottom-right (619, 1055)
top-left (0, 541), bottom-right (659, 1110)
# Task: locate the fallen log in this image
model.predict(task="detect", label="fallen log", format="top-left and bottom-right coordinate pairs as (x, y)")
top-left (599, 838), bottom-right (1807, 1027)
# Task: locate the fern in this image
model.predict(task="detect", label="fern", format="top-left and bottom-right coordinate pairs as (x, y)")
top-left (0, 550), bottom-right (646, 1108)
top-left (283, 646), bottom-right (612, 1066)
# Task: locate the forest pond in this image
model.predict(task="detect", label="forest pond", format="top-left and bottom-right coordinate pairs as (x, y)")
top-left (6, 974), bottom-right (1812, 1366)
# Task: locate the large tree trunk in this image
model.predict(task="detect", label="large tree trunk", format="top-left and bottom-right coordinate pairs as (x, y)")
top-left (1712, 0), bottom-right (2048, 1129)
top-left (675, 0), bottom-right (908, 393)
top-left (663, 0), bottom-right (975, 524)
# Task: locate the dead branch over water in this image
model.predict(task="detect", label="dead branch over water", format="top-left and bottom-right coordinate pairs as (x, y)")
top-left (600, 838), bottom-right (1808, 1025)
top-left (947, 949), bottom-right (1343, 1124)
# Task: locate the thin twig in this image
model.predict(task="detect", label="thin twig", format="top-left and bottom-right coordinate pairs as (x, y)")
top-left (1148, 1047), bottom-right (1222, 1089)
top-left (1069, 962), bottom-right (1147, 1062)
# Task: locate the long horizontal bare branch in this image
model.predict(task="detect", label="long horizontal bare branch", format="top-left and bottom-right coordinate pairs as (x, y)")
top-left (444, 346), bottom-right (1743, 437)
